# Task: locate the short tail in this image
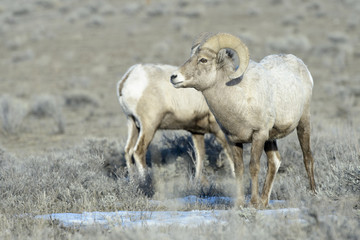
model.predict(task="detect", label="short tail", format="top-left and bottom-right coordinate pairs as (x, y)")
top-left (117, 64), bottom-right (139, 99)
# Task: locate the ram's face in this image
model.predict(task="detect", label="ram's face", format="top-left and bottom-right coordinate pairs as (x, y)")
top-left (170, 48), bottom-right (218, 92)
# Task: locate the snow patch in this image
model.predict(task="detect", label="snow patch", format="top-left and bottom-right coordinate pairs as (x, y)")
top-left (35, 196), bottom-right (298, 228)
top-left (36, 210), bottom-right (227, 228)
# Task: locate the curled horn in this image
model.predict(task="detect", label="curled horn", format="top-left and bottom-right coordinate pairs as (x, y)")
top-left (190, 32), bottom-right (214, 56)
top-left (201, 33), bottom-right (249, 79)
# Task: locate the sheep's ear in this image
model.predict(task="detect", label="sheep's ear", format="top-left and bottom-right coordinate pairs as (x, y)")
top-left (216, 49), bottom-right (227, 64)
top-left (216, 49), bottom-right (237, 66)
top-left (190, 44), bottom-right (200, 56)
top-left (225, 49), bottom-right (234, 58)
top-left (226, 49), bottom-right (240, 70)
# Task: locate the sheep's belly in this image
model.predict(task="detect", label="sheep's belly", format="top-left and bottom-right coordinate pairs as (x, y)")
top-left (159, 112), bottom-right (209, 133)
top-left (269, 124), bottom-right (297, 140)
top-left (222, 122), bottom-right (298, 143)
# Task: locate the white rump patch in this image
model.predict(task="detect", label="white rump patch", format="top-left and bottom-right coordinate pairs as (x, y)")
top-left (117, 64), bottom-right (139, 101)
top-left (118, 65), bottom-right (149, 116)
top-left (120, 65), bottom-right (148, 101)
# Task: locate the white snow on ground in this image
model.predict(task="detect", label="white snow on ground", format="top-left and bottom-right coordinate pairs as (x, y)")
top-left (36, 196), bottom-right (303, 228)
top-left (37, 210), bottom-right (226, 228)
top-left (36, 208), bottom-right (302, 228)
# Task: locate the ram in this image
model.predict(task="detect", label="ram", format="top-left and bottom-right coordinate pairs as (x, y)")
top-left (117, 63), bottom-right (234, 180)
top-left (171, 32), bottom-right (316, 208)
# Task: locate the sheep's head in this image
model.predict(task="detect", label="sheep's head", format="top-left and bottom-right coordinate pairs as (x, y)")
top-left (171, 33), bottom-right (249, 91)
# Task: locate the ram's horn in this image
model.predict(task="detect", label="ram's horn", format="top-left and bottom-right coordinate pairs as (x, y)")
top-left (190, 32), bottom-right (214, 56)
top-left (201, 33), bottom-right (249, 79)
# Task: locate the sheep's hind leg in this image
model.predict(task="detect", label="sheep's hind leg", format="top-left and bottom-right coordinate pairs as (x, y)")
top-left (133, 123), bottom-right (157, 179)
top-left (261, 140), bottom-right (281, 207)
top-left (124, 116), bottom-right (139, 177)
top-left (297, 113), bottom-right (317, 193)
top-left (191, 133), bottom-right (205, 182)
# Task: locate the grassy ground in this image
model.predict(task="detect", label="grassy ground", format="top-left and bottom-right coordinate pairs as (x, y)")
top-left (0, 125), bottom-right (359, 239)
top-left (0, 0), bottom-right (359, 239)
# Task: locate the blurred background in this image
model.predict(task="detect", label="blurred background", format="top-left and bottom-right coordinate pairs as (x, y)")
top-left (0, 0), bottom-right (359, 155)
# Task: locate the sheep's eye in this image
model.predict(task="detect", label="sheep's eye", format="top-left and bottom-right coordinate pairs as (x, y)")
top-left (199, 58), bottom-right (208, 64)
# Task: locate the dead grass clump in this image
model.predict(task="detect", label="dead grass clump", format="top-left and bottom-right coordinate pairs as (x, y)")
top-left (0, 95), bottom-right (28, 135)
top-left (79, 137), bottom-right (126, 178)
top-left (265, 34), bottom-right (311, 55)
top-left (63, 90), bottom-right (100, 109)
top-left (0, 144), bottom-right (5, 157)
top-left (146, 3), bottom-right (167, 17)
top-left (30, 94), bottom-right (65, 133)
top-left (314, 127), bottom-right (360, 200)
top-left (0, 141), bottom-right (149, 217)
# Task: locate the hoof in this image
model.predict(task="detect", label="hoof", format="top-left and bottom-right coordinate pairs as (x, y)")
top-left (234, 197), bottom-right (245, 209)
top-left (194, 175), bottom-right (210, 187)
top-left (250, 198), bottom-right (265, 209)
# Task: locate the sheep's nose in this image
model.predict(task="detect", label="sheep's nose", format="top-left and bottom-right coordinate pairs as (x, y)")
top-left (170, 74), bottom-right (177, 83)
top-left (170, 74), bottom-right (177, 81)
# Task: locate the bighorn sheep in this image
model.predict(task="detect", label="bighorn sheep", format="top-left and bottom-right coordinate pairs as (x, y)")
top-left (170, 32), bottom-right (316, 208)
top-left (117, 63), bottom-right (234, 180)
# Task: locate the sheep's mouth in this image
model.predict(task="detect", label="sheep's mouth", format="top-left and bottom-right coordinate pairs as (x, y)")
top-left (171, 80), bottom-right (184, 88)
top-left (170, 73), bottom-right (185, 88)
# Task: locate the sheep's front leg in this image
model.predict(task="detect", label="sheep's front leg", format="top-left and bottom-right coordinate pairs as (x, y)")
top-left (209, 120), bottom-right (235, 177)
top-left (249, 131), bottom-right (267, 208)
top-left (297, 112), bottom-right (316, 193)
top-left (232, 143), bottom-right (245, 207)
top-left (261, 140), bottom-right (281, 207)
top-left (191, 133), bottom-right (205, 181)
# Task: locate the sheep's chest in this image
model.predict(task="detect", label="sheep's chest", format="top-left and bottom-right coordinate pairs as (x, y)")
top-left (218, 121), bottom-right (253, 143)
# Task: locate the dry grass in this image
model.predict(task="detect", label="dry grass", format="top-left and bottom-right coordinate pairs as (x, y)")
top-left (0, 124), bottom-right (359, 239)
top-left (0, 95), bottom-right (28, 135)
